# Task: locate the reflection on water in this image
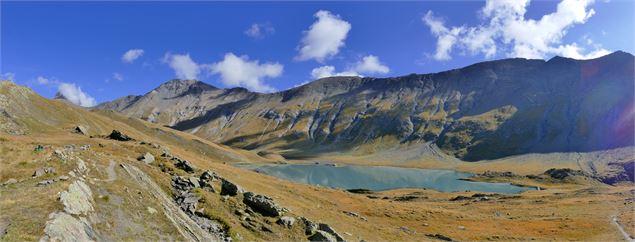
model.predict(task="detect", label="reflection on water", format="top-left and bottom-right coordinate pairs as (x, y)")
top-left (238, 163), bottom-right (533, 193)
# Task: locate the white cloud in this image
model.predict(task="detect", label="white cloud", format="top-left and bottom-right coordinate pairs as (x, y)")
top-left (244, 23), bottom-right (275, 39)
top-left (353, 55), bottom-right (390, 74)
top-left (122, 49), bottom-right (144, 63)
top-left (208, 53), bottom-right (283, 93)
top-left (310, 55), bottom-right (390, 79)
top-left (112, 72), bottom-right (124, 81)
top-left (296, 10), bottom-right (351, 62)
top-left (311, 65), bottom-right (336, 79)
top-left (162, 53), bottom-right (200, 80)
top-left (57, 83), bottom-right (96, 107)
top-left (1, 72), bottom-right (15, 81)
top-left (423, 0), bottom-right (609, 60)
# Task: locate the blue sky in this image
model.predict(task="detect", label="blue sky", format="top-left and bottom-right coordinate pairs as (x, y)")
top-left (1, 0), bottom-right (633, 106)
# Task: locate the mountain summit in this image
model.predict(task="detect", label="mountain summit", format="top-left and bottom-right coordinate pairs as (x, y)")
top-left (99, 52), bottom-right (635, 161)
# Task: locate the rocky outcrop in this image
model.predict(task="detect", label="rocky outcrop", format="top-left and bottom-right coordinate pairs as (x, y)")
top-left (242, 192), bottom-right (287, 217)
top-left (59, 180), bottom-right (94, 215)
top-left (544, 168), bottom-right (588, 180)
top-left (220, 179), bottom-right (243, 196)
top-left (120, 164), bottom-right (219, 241)
top-left (174, 158), bottom-right (196, 173)
top-left (73, 126), bottom-right (88, 135)
top-left (33, 167), bottom-right (56, 178)
top-left (308, 230), bottom-right (337, 242)
top-left (40, 212), bottom-right (96, 242)
top-left (108, 130), bottom-right (132, 141)
top-left (137, 152), bottom-right (154, 164)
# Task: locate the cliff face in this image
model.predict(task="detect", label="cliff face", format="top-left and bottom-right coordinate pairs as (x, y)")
top-left (98, 51), bottom-right (635, 161)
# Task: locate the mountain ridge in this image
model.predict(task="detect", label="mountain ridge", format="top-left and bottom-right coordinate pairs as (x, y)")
top-left (98, 51), bottom-right (635, 161)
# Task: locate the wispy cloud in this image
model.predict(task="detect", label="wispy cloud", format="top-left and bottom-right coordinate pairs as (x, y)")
top-left (122, 49), bottom-right (144, 63)
top-left (244, 22), bottom-right (275, 39)
top-left (1, 72), bottom-right (16, 81)
top-left (310, 55), bottom-right (390, 79)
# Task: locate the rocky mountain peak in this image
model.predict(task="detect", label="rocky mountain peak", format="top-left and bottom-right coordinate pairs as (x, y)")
top-left (151, 79), bottom-right (217, 97)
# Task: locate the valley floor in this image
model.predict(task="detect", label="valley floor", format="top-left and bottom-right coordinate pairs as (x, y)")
top-left (1, 129), bottom-right (634, 241)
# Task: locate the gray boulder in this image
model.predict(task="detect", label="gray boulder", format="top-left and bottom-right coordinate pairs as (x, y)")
top-left (174, 192), bottom-right (200, 215)
top-left (59, 181), bottom-right (94, 215)
top-left (300, 217), bottom-right (318, 235)
top-left (308, 230), bottom-right (337, 242)
top-left (318, 223), bottom-right (345, 241)
top-left (137, 152), bottom-right (155, 164)
top-left (41, 212), bottom-right (96, 242)
top-left (242, 192), bottom-right (286, 217)
top-left (37, 179), bottom-right (54, 186)
top-left (220, 179), bottom-right (243, 196)
top-left (33, 167), bottom-right (56, 177)
top-left (277, 216), bottom-right (295, 228)
top-left (172, 176), bottom-right (200, 191)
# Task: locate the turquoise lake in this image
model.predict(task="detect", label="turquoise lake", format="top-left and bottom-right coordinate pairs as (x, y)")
top-left (238, 163), bottom-right (533, 193)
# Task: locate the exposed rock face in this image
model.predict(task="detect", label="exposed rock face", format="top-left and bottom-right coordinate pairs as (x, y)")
top-left (59, 181), bottom-right (94, 215)
top-left (108, 130), bottom-right (132, 141)
top-left (308, 230), bottom-right (337, 242)
top-left (242, 192), bottom-right (286, 217)
top-left (137, 152), bottom-right (154, 164)
top-left (41, 212), bottom-right (96, 242)
top-left (220, 179), bottom-right (243, 196)
top-left (200, 170), bottom-right (219, 192)
top-left (318, 223), bottom-right (345, 241)
top-left (544, 168), bottom-right (587, 180)
top-left (599, 161), bottom-right (635, 184)
top-left (99, 52), bottom-right (635, 161)
top-left (174, 158), bottom-right (196, 173)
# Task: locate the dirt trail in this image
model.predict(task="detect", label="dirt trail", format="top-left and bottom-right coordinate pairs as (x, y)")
top-left (120, 163), bottom-right (215, 242)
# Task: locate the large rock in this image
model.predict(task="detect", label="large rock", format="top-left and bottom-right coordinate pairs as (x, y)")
top-left (73, 126), bottom-right (88, 135)
top-left (172, 176), bottom-right (200, 191)
top-left (137, 152), bottom-right (155, 164)
top-left (41, 212), bottom-right (96, 242)
top-left (220, 179), bottom-right (243, 196)
top-left (174, 158), bottom-right (196, 173)
top-left (277, 216), bottom-right (295, 228)
top-left (200, 170), bottom-right (219, 192)
top-left (300, 217), bottom-right (318, 235)
top-left (59, 181), bottom-right (94, 215)
top-left (174, 192), bottom-right (200, 215)
top-left (33, 167), bottom-right (56, 177)
top-left (308, 230), bottom-right (337, 242)
top-left (108, 130), bottom-right (132, 141)
top-left (242, 192), bottom-right (286, 217)
top-left (318, 223), bottom-right (345, 241)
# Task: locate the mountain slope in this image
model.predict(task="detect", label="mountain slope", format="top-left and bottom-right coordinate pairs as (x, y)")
top-left (99, 51), bottom-right (635, 161)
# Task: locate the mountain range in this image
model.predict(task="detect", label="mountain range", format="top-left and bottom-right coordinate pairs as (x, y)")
top-left (98, 51), bottom-right (634, 161)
